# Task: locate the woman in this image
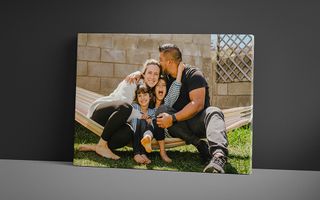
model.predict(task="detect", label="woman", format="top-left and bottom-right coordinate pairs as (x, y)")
top-left (79, 59), bottom-right (161, 160)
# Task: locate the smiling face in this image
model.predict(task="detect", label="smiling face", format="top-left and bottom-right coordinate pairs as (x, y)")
top-left (143, 64), bottom-right (160, 88)
top-left (137, 92), bottom-right (150, 108)
top-left (155, 79), bottom-right (167, 102)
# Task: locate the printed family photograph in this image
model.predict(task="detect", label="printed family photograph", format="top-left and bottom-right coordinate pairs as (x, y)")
top-left (74, 33), bottom-right (254, 174)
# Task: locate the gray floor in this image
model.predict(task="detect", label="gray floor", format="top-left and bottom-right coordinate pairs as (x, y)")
top-left (1, 159), bottom-right (319, 200)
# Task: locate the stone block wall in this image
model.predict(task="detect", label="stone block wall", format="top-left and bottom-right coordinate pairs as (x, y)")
top-left (76, 33), bottom-right (213, 100)
top-left (211, 81), bottom-right (253, 109)
top-left (211, 50), bottom-right (253, 109)
top-left (76, 33), bottom-right (253, 108)
top-left (210, 49), bottom-right (253, 109)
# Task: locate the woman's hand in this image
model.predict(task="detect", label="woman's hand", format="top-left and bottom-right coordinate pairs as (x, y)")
top-left (125, 71), bottom-right (143, 84)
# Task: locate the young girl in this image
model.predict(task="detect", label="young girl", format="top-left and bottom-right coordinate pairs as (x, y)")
top-left (130, 84), bottom-right (155, 164)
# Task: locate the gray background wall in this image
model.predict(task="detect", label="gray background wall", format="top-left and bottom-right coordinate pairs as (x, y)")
top-left (1, 0), bottom-right (320, 172)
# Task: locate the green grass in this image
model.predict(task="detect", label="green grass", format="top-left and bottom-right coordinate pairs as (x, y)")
top-left (73, 122), bottom-right (252, 174)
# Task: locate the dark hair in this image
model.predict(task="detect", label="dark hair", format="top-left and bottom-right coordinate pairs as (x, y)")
top-left (154, 75), bottom-right (167, 105)
top-left (157, 74), bottom-right (167, 87)
top-left (159, 43), bottom-right (182, 63)
top-left (134, 83), bottom-right (153, 105)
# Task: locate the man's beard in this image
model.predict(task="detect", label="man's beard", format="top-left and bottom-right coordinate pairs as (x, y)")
top-left (162, 67), bottom-right (169, 74)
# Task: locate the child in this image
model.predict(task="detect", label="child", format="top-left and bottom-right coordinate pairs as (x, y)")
top-left (131, 83), bottom-right (156, 164)
top-left (140, 62), bottom-right (185, 163)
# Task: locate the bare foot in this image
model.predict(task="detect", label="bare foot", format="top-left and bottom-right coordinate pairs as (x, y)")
top-left (141, 135), bottom-right (152, 153)
top-left (160, 151), bottom-right (172, 163)
top-left (78, 144), bottom-right (96, 152)
top-left (134, 154), bottom-right (146, 164)
top-left (95, 145), bottom-right (120, 160)
top-left (141, 154), bottom-right (151, 164)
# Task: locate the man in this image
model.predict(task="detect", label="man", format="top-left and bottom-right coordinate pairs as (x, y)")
top-left (128, 43), bottom-right (228, 173)
top-left (157, 43), bottom-right (228, 173)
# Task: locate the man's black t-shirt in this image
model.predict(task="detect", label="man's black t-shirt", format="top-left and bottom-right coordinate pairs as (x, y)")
top-left (165, 65), bottom-right (210, 112)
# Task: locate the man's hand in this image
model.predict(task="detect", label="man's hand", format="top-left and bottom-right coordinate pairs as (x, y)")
top-left (156, 113), bottom-right (173, 128)
top-left (125, 71), bottom-right (143, 84)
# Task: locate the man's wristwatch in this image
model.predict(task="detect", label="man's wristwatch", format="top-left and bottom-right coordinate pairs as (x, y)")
top-left (171, 114), bottom-right (177, 124)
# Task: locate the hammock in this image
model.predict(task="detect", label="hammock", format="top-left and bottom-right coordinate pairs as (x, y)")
top-left (75, 87), bottom-right (252, 149)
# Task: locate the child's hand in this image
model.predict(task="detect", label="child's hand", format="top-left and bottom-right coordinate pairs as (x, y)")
top-left (141, 113), bottom-right (151, 120)
top-left (178, 62), bottom-right (185, 73)
top-left (146, 118), bottom-right (152, 124)
top-left (176, 62), bottom-right (185, 83)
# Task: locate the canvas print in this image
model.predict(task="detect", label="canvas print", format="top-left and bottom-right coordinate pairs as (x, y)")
top-left (73, 33), bottom-right (254, 174)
